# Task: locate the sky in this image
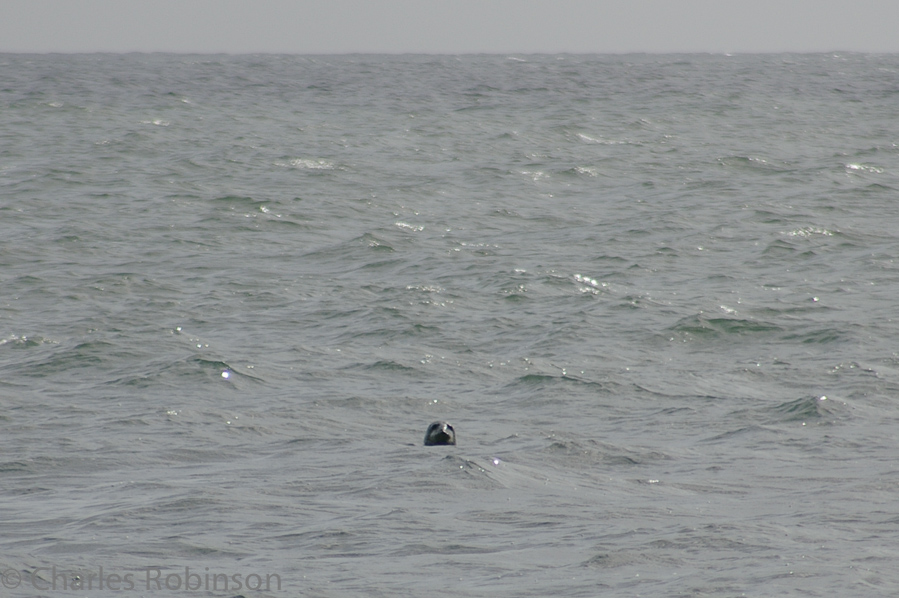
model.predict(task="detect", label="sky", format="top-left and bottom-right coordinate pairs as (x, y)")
top-left (3, 0), bottom-right (899, 54)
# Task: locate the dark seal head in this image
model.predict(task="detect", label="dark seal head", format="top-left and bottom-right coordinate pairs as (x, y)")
top-left (424, 421), bottom-right (455, 446)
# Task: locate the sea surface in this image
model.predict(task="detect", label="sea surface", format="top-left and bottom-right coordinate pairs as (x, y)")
top-left (2, 52), bottom-right (899, 597)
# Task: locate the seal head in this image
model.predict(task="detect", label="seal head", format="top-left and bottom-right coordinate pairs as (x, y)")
top-left (424, 421), bottom-right (455, 446)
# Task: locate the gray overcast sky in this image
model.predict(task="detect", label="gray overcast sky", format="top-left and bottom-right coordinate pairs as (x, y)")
top-left (3, 0), bottom-right (899, 54)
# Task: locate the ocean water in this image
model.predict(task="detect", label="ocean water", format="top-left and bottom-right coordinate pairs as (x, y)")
top-left (1, 52), bottom-right (899, 596)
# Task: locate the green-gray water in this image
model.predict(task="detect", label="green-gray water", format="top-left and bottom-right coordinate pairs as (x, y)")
top-left (2, 53), bottom-right (899, 596)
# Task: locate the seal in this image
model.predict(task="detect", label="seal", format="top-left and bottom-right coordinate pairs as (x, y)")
top-left (424, 421), bottom-right (455, 446)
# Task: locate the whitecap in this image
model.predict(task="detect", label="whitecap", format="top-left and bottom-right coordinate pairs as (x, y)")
top-left (576, 132), bottom-right (626, 145)
top-left (520, 170), bottom-right (548, 182)
top-left (785, 226), bottom-right (834, 238)
top-left (846, 163), bottom-right (883, 174)
top-left (574, 274), bottom-right (605, 295)
top-left (288, 158), bottom-right (336, 170)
